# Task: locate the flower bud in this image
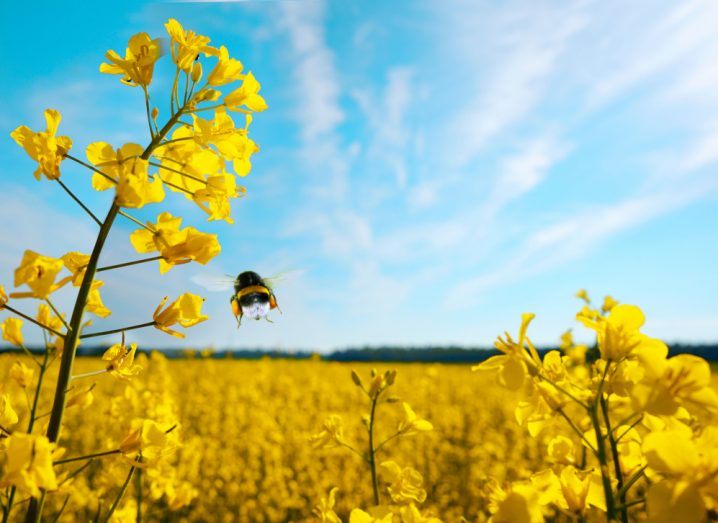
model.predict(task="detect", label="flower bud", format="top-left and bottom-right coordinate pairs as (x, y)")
top-left (191, 62), bottom-right (203, 83)
top-left (350, 370), bottom-right (363, 388)
top-left (384, 369), bottom-right (397, 386)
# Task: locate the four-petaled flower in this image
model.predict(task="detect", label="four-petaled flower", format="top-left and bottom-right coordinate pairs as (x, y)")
top-left (10, 109), bottom-right (72, 181)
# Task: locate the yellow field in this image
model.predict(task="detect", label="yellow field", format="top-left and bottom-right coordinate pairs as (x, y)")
top-left (2, 354), bottom-right (543, 522)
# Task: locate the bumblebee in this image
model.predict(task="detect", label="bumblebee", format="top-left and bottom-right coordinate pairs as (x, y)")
top-left (230, 271), bottom-right (280, 327)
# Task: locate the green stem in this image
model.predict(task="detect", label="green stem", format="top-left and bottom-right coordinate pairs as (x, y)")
top-left (136, 467), bottom-right (142, 523)
top-left (63, 154), bottom-right (117, 184)
top-left (2, 305), bottom-right (65, 338)
top-left (26, 351), bottom-right (48, 434)
top-left (97, 256), bottom-right (162, 273)
top-left (54, 449), bottom-right (120, 466)
top-left (368, 395), bottom-right (380, 506)
top-left (45, 298), bottom-right (70, 332)
top-left (56, 179), bottom-right (102, 226)
top-left (103, 463), bottom-right (137, 523)
top-left (79, 321), bottom-right (156, 340)
top-left (591, 364), bottom-right (616, 523)
top-left (601, 395), bottom-right (628, 523)
top-left (148, 161), bottom-right (207, 184)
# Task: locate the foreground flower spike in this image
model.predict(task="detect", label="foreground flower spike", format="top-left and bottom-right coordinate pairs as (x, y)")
top-left (207, 45), bottom-right (244, 86)
top-left (153, 293), bottom-right (208, 338)
top-left (129, 212), bottom-right (221, 273)
top-left (10, 109), bottom-right (72, 181)
top-left (12, 250), bottom-right (65, 299)
top-left (100, 32), bottom-right (163, 87)
top-left (0, 433), bottom-right (58, 498)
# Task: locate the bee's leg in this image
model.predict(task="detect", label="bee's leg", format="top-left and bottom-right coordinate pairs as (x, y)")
top-left (231, 296), bottom-right (242, 328)
top-left (270, 295), bottom-right (282, 314)
top-left (264, 316), bottom-right (274, 324)
top-left (236, 315), bottom-right (242, 328)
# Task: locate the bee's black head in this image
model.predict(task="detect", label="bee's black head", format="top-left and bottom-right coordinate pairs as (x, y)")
top-left (235, 271), bottom-right (263, 293)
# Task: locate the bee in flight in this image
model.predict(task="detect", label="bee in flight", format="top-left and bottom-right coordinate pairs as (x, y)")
top-left (230, 271), bottom-right (280, 327)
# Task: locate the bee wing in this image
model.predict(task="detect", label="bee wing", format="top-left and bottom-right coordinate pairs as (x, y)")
top-left (262, 269), bottom-right (304, 291)
top-left (191, 272), bottom-right (235, 292)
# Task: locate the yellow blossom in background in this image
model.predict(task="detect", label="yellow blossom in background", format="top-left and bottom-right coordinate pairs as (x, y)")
top-left (10, 109), bottom-right (72, 181)
top-left (153, 293), bottom-right (208, 338)
top-left (380, 461), bottom-right (427, 505)
top-left (129, 212), bottom-right (221, 273)
top-left (165, 18), bottom-right (217, 72)
top-left (313, 487), bottom-right (342, 523)
top-left (224, 72), bottom-right (268, 112)
top-left (310, 415), bottom-right (345, 449)
top-left (100, 32), bottom-right (163, 87)
top-left (207, 45), bottom-right (244, 86)
top-left (119, 419), bottom-right (178, 465)
top-left (12, 250), bottom-right (65, 299)
top-left (486, 480), bottom-right (544, 523)
top-left (1, 318), bottom-right (24, 347)
top-left (349, 508), bottom-right (394, 523)
top-left (66, 385), bottom-right (95, 409)
top-left (0, 393), bottom-right (19, 427)
top-left (575, 289), bottom-right (590, 303)
top-left (397, 403), bottom-right (433, 436)
top-left (9, 361), bottom-right (34, 388)
top-left (103, 342), bottom-right (142, 380)
top-left (472, 312), bottom-right (538, 390)
top-left (0, 433), bottom-right (58, 497)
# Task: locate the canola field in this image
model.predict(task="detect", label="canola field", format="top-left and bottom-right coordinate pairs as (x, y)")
top-left (1, 355), bottom-right (537, 521)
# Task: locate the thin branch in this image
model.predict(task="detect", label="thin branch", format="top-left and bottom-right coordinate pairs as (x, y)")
top-left (118, 210), bottom-right (154, 232)
top-left (55, 179), bottom-right (102, 226)
top-left (97, 257), bottom-right (163, 273)
top-left (79, 321), bottom-right (156, 340)
top-left (148, 161), bottom-right (206, 184)
top-left (2, 305), bottom-right (65, 338)
top-left (54, 449), bottom-right (120, 466)
top-left (45, 299), bottom-right (70, 332)
top-left (63, 154), bottom-right (117, 184)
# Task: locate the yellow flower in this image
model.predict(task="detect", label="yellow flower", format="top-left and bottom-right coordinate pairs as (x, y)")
top-left (85, 142), bottom-right (164, 207)
top-left (36, 304), bottom-right (65, 338)
top-left (473, 313), bottom-right (539, 390)
top-left (558, 466), bottom-right (591, 515)
top-left (119, 419), bottom-right (178, 465)
top-left (224, 72), bottom-right (268, 112)
top-left (10, 109), bottom-right (72, 181)
top-left (575, 289), bottom-right (590, 303)
top-left (165, 19), bottom-right (217, 72)
top-left (397, 403), bottom-right (433, 436)
top-left (602, 295), bottom-right (618, 314)
top-left (87, 281), bottom-right (111, 318)
top-left (486, 480), bottom-right (544, 523)
top-left (349, 508), bottom-right (393, 523)
top-left (193, 172), bottom-right (244, 223)
top-left (0, 285), bottom-right (8, 309)
top-left (0, 433), bottom-right (58, 498)
top-left (398, 505), bottom-right (443, 523)
top-left (207, 45), bottom-right (244, 86)
top-left (60, 251), bottom-right (90, 286)
top-left (380, 461), bottom-right (427, 505)
top-left (13, 250), bottom-right (65, 299)
top-left (0, 393), bottom-right (19, 427)
top-left (66, 385), bottom-right (95, 409)
top-left (577, 303), bottom-right (644, 361)
top-left (102, 342), bottom-right (142, 380)
top-left (129, 212), bottom-right (221, 273)
top-left (153, 293), bottom-right (208, 338)
top-left (9, 361), bottom-right (34, 388)
top-left (191, 109), bottom-right (259, 173)
top-left (313, 487), bottom-right (341, 523)
top-left (1, 318), bottom-right (24, 347)
top-left (100, 32), bottom-right (163, 87)
top-left (631, 351), bottom-right (718, 415)
top-left (309, 415), bottom-right (345, 449)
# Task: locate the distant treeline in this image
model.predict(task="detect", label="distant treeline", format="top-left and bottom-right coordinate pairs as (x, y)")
top-left (2, 343), bottom-right (718, 363)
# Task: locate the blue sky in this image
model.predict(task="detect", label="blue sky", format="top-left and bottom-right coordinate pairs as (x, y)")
top-left (1, 0), bottom-right (717, 352)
